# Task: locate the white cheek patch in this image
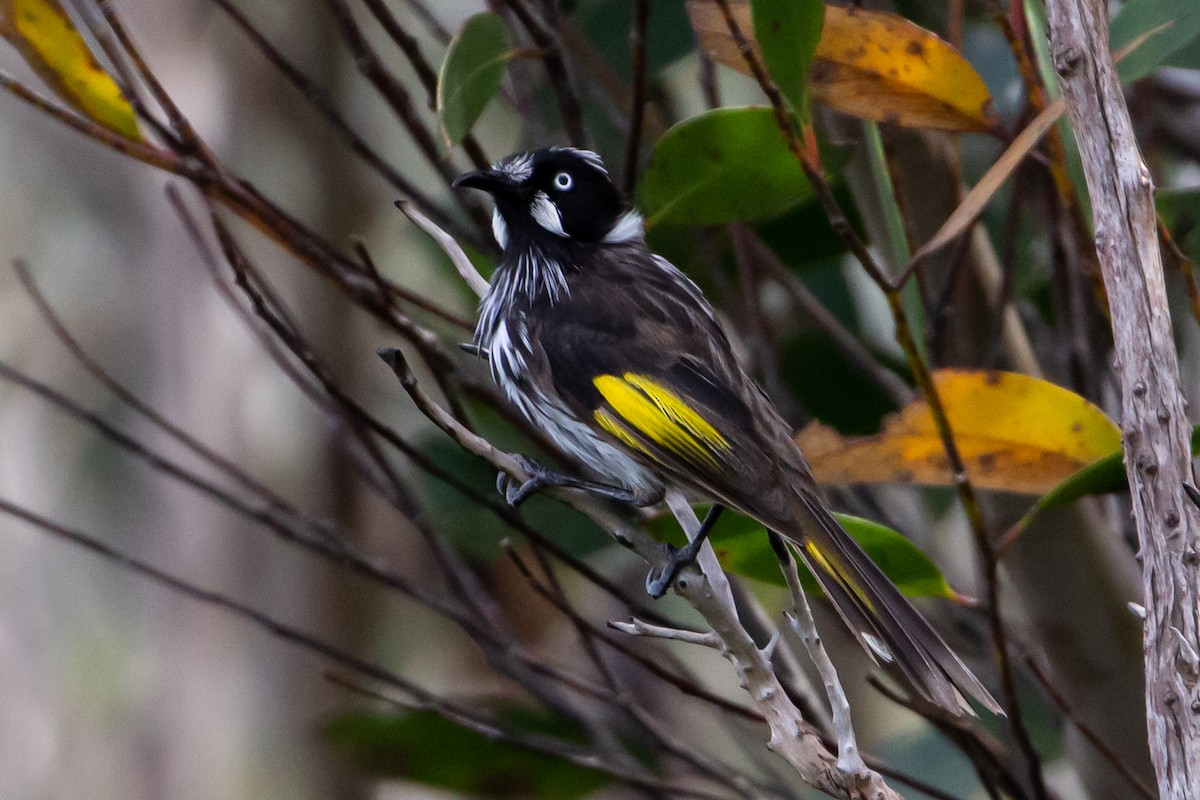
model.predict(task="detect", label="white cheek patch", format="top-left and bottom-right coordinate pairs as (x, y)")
top-left (604, 210), bottom-right (644, 243)
top-left (530, 191), bottom-right (567, 237)
top-left (491, 208), bottom-right (508, 249)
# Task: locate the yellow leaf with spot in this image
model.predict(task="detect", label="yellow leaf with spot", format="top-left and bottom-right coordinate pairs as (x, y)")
top-left (796, 370), bottom-right (1121, 495)
top-left (686, 1), bottom-right (998, 133)
top-left (0, 0), bottom-right (140, 139)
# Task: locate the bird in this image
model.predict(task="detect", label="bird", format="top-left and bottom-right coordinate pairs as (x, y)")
top-left (453, 146), bottom-right (1001, 716)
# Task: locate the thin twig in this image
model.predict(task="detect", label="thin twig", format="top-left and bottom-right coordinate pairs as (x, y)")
top-left (321, 0), bottom-right (450, 181)
top-left (397, 0), bottom-right (451, 42)
top-left (93, 0), bottom-right (209, 155)
top-left (63, 0), bottom-right (179, 145)
top-left (1025, 658), bottom-right (1156, 800)
top-left (748, 234), bottom-right (913, 408)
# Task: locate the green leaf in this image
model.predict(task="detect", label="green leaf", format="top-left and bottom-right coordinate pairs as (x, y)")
top-left (646, 507), bottom-right (954, 598)
top-left (1030, 451), bottom-right (1125, 515)
top-left (638, 107), bottom-right (814, 227)
top-left (1018, 424), bottom-right (1200, 528)
top-left (437, 12), bottom-right (510, 146)
top-left (1110, 0), bottom-right (1200, 83)
top-left (750, 0), bottom-right (825, 119)
top-left (325, 710), bottom-right (613, 799)
top-left (1165, 35), bottom-right (1200, 69)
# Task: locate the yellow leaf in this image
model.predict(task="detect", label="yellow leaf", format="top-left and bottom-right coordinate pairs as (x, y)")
top-left (686, 1), bottom-right (998, 133)
top-left (796, 370), bottom-right (1121, 495)
top-left (0, 0), bottom-right (140, 140)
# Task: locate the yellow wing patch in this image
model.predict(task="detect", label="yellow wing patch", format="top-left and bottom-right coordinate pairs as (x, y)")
top-left (593, 373), bottom-right (730, 468)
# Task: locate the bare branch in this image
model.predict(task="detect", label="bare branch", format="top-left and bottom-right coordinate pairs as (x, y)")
top-left (774, 537), bottom-right (867, 778)
top-left (397, 199), bottom-right (491, 299)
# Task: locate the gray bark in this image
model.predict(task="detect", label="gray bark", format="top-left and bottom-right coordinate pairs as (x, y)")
top-left (1046, 0), bottom-right (1200, 795)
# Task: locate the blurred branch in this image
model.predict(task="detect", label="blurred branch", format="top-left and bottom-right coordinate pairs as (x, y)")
top-left (499, 0), bottom-right (587, 147)
top-left (0, 495), bottom-right (731, 800)
top-left (1159, 216), bottom-right (1200, 328)
top-left (395, 0), bottom-right (451, 42)
top-left (869, 677), bottom-right (1029, 800)
top-left (323, 673), bottom-right (738, 800)
top-left (319, 0), bottom-right (498, 243)
top-left (206, 0), bottom-right (467, 238)
top-left (357, 0), bottom-right (491, 170)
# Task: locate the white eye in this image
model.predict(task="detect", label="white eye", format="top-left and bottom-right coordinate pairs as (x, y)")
top-left (553, 171), bottom-right (573, 191)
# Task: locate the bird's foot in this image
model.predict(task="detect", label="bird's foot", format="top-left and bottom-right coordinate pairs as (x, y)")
top-left (646, 538), bottom-right (705, 598)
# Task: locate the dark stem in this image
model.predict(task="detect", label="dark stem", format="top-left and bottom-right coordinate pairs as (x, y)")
top-left (622, 0), bottom-right (650, 194)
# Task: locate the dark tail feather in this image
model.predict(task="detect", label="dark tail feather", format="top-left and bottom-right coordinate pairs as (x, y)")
top-left (782, 494), bottom-right (1003, 717)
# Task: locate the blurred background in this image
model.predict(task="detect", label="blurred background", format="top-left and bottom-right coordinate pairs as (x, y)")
top-left (2, 0), bottom-right (1200, 798)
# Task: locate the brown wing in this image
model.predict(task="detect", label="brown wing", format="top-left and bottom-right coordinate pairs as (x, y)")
top-left (525, 243), bottom-right (789, 510)
top-left (526, 242), bottom-right (1001, 716)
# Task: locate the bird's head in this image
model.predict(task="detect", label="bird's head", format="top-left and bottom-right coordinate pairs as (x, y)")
top-left (453, 147), bottom-right (643, 250)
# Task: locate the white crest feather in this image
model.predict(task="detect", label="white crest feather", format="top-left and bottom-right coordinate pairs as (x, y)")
top-left (549, 146), bottom-right (607, 174)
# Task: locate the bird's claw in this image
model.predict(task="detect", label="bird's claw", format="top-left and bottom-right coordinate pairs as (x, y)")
top-left (646, 543), bottom-right (693, 599)
top-left (497, 455), bottom-right (546, 507)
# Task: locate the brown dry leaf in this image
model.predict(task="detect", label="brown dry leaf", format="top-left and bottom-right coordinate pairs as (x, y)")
top-left (687, 0), bottom-right (998, 133)
top-left (0, 0), bottom-right (140, 139)
top-left (796, 370), bottom-right (1121, 495)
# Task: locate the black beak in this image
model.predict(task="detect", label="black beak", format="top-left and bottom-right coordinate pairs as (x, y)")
top-left (452, 169), bottom-right (513, 194)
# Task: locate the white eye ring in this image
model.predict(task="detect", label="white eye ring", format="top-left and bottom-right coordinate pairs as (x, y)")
top-left (553, 171), bottom-right (573, 191)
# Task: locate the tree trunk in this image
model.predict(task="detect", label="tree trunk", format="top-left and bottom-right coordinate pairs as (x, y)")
top-left (1046, 0), bottom-right (1200, 795)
